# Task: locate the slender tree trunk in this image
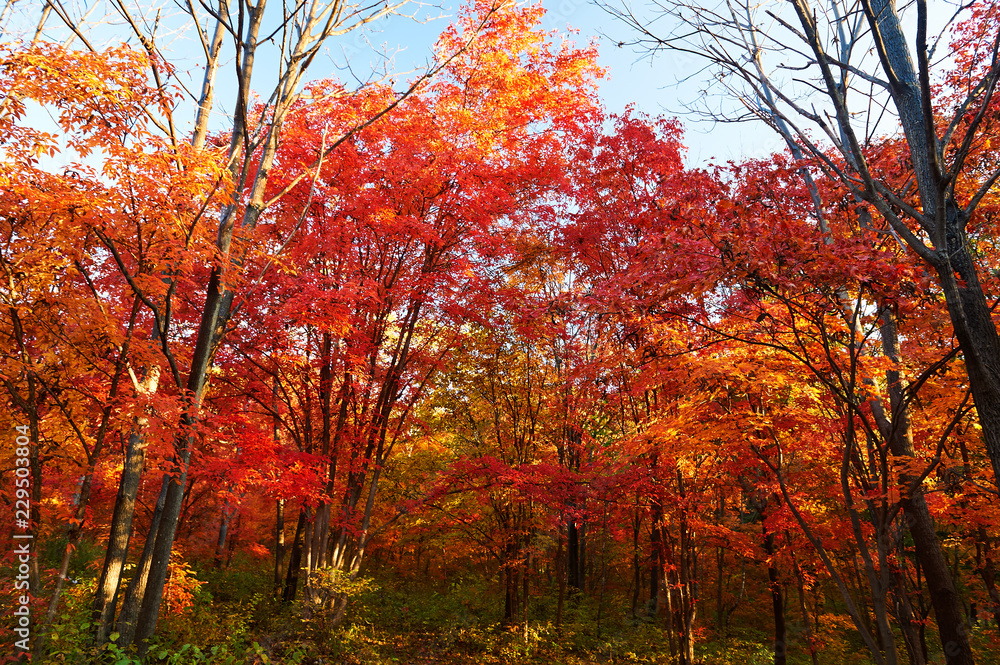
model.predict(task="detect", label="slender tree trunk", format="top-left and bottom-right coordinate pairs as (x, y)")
top-left (632, 506), bottom-right (642, 620)
top-left (190, 0), bottom-right (227, 151)
top-left (283, 508), bottom-right (307, 603)
top-left (274, 499), bottom-right (286, 597)
top-left (651, 501), bottom-right (663, 615)
top-left (115, 475), bottom-right (169, 649)
top-left (38, 317), bottom-right (134, 648)
top-left (504, 564), bottom-right (514, 624)
top-left (568, 517), bottom-right (581, 592)
top-left (225, 510), bottom-right (240, 569)
top-left (556, 529), bottom-right (565, 634)
top-left (596, 507), bottom-right (609, 638)
top-left (763, 530), bottom-right (786, 665)
top-left (892, 561), bottom-right (926, 665)
top-left (840, 427), bottom-right (898, 665)
top-left (93, 418), bottom-right (153, 643)
top-left (974, 534), bottom-right (1000, 632)
top-left (876, 310), bottom-right (974, 665)
top-left (328, 594), bottom-right (350, 628)
top-left (678, 482), bottom-right (697, 665)
top-left (271, 374), bottom-right (286, 597)
top-left (124, 5), bottom-right (271, 649)
top-left (523, 551), bottom-right (530, 640)
top-left (303, 510), bottom-right (316, 600)
top-left (953, 433), bottom-right (1000, 633)
top-left (793, 556), bottom-right (820, 665)
top-left (716, 547), bottom-right (726, 636)
top-left (664, 551), bottom-right (675, 661)
top-left (214, 500), bottom-right (232, 568)
top-left (131, 437), bottom-right (195, 651)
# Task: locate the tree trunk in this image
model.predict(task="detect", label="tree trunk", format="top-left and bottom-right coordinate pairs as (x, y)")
top-left (214, 500), bottom-right (232, 569)
top-left (94, 420), bottom-right (151, 644)
top-left (854, 0), bottom-right (1000, 500)
top-left (39, 310), bottom-right (134, 649)
top-left (568, 517), bottom-right (581, 592)
top-left (793, 556), bottom-right (819, 665)
top-left (763, 530), bottom-right (786, 665)
top-left (936, 226), bottom-right (1000, 489)
top-left (274, 499), bottom-right (286, 597)
top-left (556, 528), bottom-right (565, 634)
top-left (283, 507), bottom-right (307, 603)
top-left (877, 309), bottom-right (974, 665)
top-left (632, 506), bottom-right (642, 620)
top-left (677, 482), bottom-right (697, 665)
top-left (891, 561), bottom-right (926, 665)
top-left (523, 552), bottom-right (531, 639)
top-left (123, 5), bottom-right (269, 649)
top-left (131, 440), bottom-right (194, 652)
top-left (114, 475), bottom-right (169, 649)
top-left (504, 563), bottom-right (516, 624)
top-left (651, 500), bottom-right (664, 615)
top-left (974, 533), bottom-right (1000, 632)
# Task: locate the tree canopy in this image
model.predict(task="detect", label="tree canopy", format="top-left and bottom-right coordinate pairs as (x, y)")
top-left (2, 1), bottom-right (1000, 664)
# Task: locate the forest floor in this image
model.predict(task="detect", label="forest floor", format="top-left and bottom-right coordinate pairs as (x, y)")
top-left (35, 553), bottom-right (1000, 665)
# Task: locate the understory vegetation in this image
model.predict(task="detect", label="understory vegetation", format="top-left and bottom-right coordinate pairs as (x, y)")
top-left (34, 550), bottom-right (1000, 664)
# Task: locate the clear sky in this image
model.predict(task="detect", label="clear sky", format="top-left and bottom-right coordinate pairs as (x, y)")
top-left (540, 0), bottom-right (785, 166)
top-left (346, 0), bottom-right (785, 167)
top-left (14, 0), bottom-right (960, 169)
top-left (4, 0), bottom-right (799, 167)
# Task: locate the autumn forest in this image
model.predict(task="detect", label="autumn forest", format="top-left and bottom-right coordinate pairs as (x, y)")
top-left (3, 0), bottom-right (1000, 663)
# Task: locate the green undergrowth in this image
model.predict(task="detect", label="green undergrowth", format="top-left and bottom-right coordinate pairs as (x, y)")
top-left (33, 559), bottom-right (1000, 664)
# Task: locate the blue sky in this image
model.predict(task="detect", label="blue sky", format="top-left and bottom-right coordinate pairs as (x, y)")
top-left (350, 0), bottom-right (784, 166)
top-left (19, 0), bottom-right (958, 169)
top-left (6, 0), bottom-right (792, 167)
